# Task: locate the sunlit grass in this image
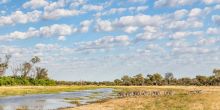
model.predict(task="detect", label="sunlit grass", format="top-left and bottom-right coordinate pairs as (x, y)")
top-left (0, 85), bottom-right (107, 97)
top-left (66, 86), bottom-right (220, 110)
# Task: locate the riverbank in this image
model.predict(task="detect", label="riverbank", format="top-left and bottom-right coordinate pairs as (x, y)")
top-left (64, 86), bottom-right (220, 110)
top-left (1, 86), bottom-right (220, 110)
top-left (0, 86), bottom-right (108, 97)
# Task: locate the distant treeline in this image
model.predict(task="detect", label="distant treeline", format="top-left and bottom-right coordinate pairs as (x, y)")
top-left (0, 55), bottom-right (220, 86)
top-left (57, 71), bottom-right (220, 86)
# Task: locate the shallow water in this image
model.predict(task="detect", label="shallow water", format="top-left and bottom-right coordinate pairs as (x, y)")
top-left (0, 88), bottom-right (115, 110)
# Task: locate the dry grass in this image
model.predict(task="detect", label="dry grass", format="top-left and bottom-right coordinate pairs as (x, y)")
top-left (66, 86), bottom-right (220, 110)
top-left (0, 85), bottom-right (106, 97)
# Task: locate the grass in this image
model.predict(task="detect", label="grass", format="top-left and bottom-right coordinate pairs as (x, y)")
top-left (70, 100), bottom-right (81, 106)
top-left (1, 86), bottom-right (219, 110)
top-left (64, 97), bottom-right (83, 101)
top-left (66, 86), bottom-right (220, 110)
top-left (0, 85), bottom-right (107, 97)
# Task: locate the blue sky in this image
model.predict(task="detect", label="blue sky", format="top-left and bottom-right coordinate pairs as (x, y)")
top-left (1, 0), bottom-right (220, 81)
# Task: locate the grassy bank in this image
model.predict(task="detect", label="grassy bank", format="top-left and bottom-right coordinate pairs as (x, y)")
top-left (0, 85), bottom-right (107, 97)
top-left (66, 86), bottom-right (220, 110)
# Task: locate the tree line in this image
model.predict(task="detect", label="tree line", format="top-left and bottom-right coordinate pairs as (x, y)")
top-left (57, 72), bottom-right (220, 86)
top-left (113, 72), bottom-right (220, 86)
top-left (0, 55), bottom-right (55, 86)
top-left (0, 55), bottom-right (219, 86)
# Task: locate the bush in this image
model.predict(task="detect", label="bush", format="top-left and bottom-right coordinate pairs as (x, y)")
top-left (0, 76), bottom-right (56, 86)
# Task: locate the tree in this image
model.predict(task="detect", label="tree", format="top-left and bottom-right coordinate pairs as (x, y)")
top-left (31, 56), bottom-right (41, 64)
top-left (121, 75), bottom-right (132, 86)
top-left (213, 69), bottom-right (220, 78)
top-left (0, 55), bottom-right (11, 76)
top-left (178, 77), bottom-right (192, 85)
top-left (36, 67), bottom-right (48, 79)
top-left (11, 64), bottom-right (21, 76)
top-left (21, 56), bottom-right (41, 78)
top-left (114, 79), bottom-right (122, 85)
top-left (133, 74), bottom-right (145, 85)
top-left (196, 75), bottom-right (208, 85)
top-left (165, 72), bottom-right (174, 85)
top-left (22, 62), bottom-right (32, 78)
top-left (147, 73), bottom-right (163, 85)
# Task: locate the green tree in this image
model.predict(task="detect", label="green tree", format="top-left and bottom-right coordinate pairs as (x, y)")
top-left (121, 75), bottom-right (132, 86)
top-left (114, 79), bottom-right (122, 85)
top-left (147, 73), bottom-right (163, 85)
top-left (196, 75), bottom-right (208, 85)
top-left (178, 77), bottom-right (192, 85)
top-left (133, 74), bottom-right (145, 85)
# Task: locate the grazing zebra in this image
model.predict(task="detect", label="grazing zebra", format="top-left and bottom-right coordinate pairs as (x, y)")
top-left (118, 90), bottom-right (175, 97)
top-left (188, 90), bottom-right (202, 94)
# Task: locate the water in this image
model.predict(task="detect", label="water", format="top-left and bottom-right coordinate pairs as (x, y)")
top-left (0, 88), bottom-right (115, 110)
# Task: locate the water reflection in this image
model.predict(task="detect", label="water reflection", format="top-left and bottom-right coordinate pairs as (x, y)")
top-left (0, 88), bottom-right (114, 110)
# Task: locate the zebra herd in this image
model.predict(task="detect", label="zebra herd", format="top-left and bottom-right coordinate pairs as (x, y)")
top-left (118, 90), bottom-right (203, 97)
top-left (188, 90), bottom-right (203, 94)
top-left (118, 90), bottom-right (175, 97)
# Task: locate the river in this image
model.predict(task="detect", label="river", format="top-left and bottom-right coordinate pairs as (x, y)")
top-left (0, 88), bottom-right (115, 110)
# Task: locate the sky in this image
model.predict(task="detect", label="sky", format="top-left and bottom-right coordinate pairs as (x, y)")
top-left (0, 0), bottom-right (220, 81)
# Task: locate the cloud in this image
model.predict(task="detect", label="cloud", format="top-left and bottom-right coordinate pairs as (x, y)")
top-left (154, 0), bottom-right (198, 7)
top-left (128, 0), bottom-right (147, 3)
top-left (82, 5), bottom-right (103, 11)
top-left (214, 5), bottom-right (220, 10)
top-left (135, 31), bottom-right (166, 41)
top-left (174, 9), bottom-right (189, 19)
top-left (196, 38), bottom-right (220, 45)
top-left (203, 0), bottom-right (220, 4)
top-left (75, 35), bottom-right (130, 51)
top-left (189, 8), bottom-right (202, 17)
top-left (114, 14), bottom-right (162, 27)
top-left (212, 15), bottom-right (220, 25)
top-left (167, 20), bottom-right (203, 30)
top-left (70, 0), bottom-right (86, 8)
top-left (123, 26), bottom-right (138, 33)
top-left (169, 31), bottom-right (203, 39)
top-left (207, 27), bottom-right (220, 35)
top-left (2, 0), bottom-right (220, 80)
top-left (40, 24), bottom-right (76, 37)
top-left (23, 0), bottom-right (48, 9)
top-left (172, 47), bottom-right (213, 54)
top-left (0, 24), bottom-right (77, 41)
top-left (0, 45), bottom-right (25, 55)
top-left (0, 0), bottom-right (8, 4)
top-left (0, 10), bottom-right (41, 26)
top-left (95, 6), bottom-right (147, 17)
top-left (166, 40), bottom-right (189, 48)
top-left (95, 19), bottom-right (113, 32)
top-left (35, 43), bottom-right (59, 50)
top-left (58, 36), bottom-right (66, 41)
top-left (43, 9), bottom-right (83, 19)
top-left (127, 6), bottom-right (148, 12)
top-left (95, 8), bottom-right (127, 17)
top-left (44, 0), bottom-right (66, 11)
top-left (79, 20), bottom-right (93, 33)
